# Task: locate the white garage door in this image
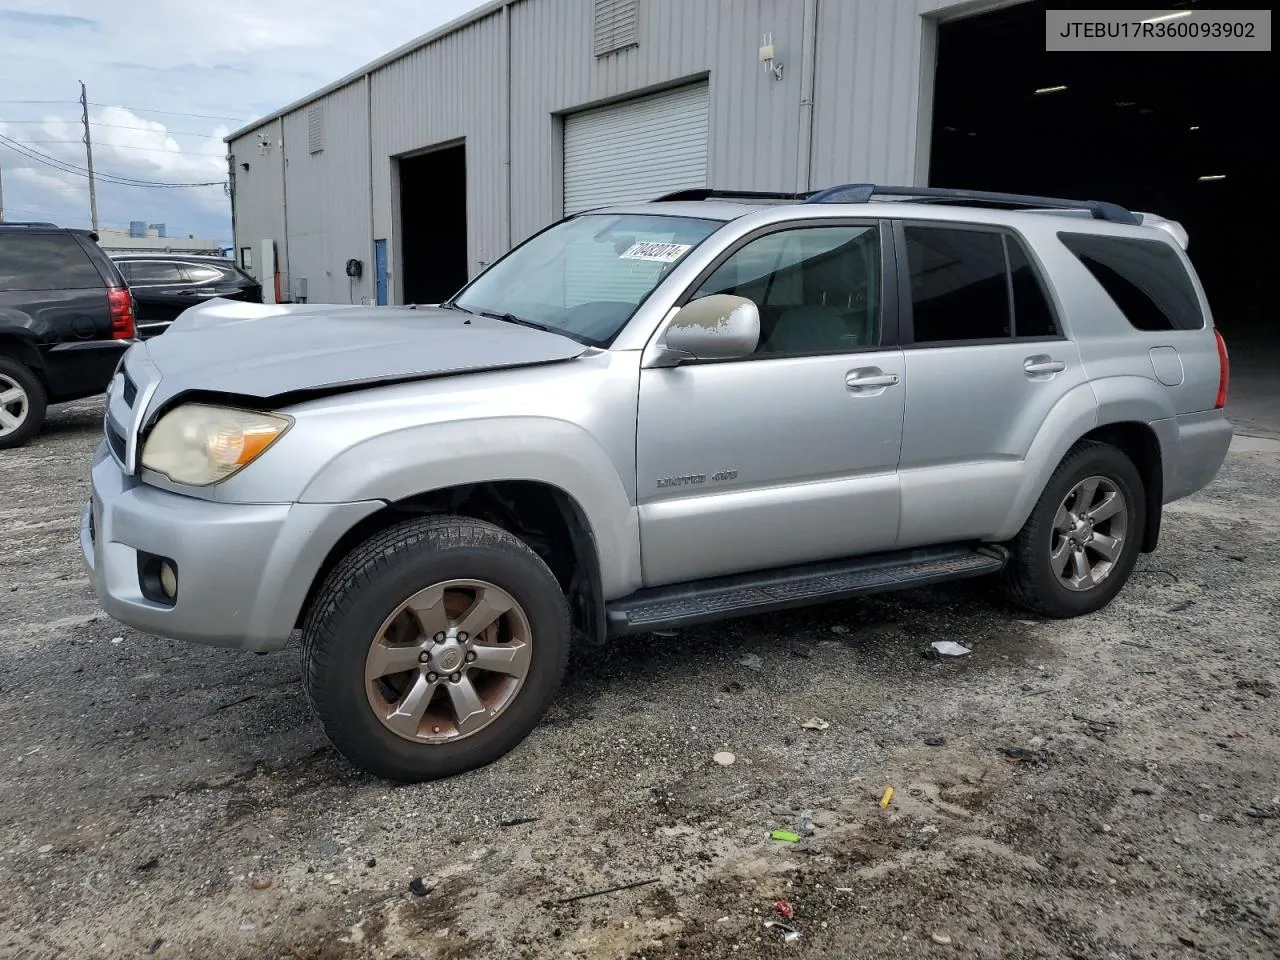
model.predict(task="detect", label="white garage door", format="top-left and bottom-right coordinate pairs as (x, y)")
top-left (563, 82), bottom-right (709, 215)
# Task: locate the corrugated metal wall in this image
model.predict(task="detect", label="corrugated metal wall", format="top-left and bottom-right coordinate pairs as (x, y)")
top-left (229, 0), bottom-right (994, 306)
top-left (370, 11), bottom-right (506, 302)
top-left (281, 80), bottom-right (373, 304)
top-left (228, 117), bottom-right (286, 294)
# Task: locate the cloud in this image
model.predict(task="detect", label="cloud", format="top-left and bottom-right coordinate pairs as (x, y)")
top-left (0, 9), bottom-right (97, 30)
top-left (0, 0), bottom-right (484, 241)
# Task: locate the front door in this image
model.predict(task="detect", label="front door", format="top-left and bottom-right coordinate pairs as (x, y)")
top-left (636, 222), bottom-right (905, 587)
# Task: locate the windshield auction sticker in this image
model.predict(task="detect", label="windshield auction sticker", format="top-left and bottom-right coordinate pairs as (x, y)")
top-left (619, 242), bottom-right (693, 263)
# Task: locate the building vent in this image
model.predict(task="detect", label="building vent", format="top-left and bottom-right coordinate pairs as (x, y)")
top-left (307, 105), bottom-right (324, 154)
top-left (593, 0), bottom-right (639, 57)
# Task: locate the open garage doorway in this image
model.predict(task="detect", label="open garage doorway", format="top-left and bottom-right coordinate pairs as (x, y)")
top-left (929, 1), bottom-right (1276, 436)
top-left (398, 143), bottom-right (468, 305)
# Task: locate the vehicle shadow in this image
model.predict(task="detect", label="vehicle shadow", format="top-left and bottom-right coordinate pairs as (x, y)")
top-left (38, 398), bottom-right (105, 439)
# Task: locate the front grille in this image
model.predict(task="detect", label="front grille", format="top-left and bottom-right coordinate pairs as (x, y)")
top-left (105, 419), bottom-right (127, 463)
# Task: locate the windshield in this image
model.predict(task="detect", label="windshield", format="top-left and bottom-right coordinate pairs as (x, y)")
top-left (453, 213), bottom-right (722, 344)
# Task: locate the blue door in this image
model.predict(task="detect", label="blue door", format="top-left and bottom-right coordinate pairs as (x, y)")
top-left (374, 239), bottom-right (389, 305)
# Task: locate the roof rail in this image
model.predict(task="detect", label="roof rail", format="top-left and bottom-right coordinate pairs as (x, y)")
top-left (0, 220), bottom-right (60, 228)
top-left (803, 183), bottom-right (1141, 226)
top-left (655, 188), bottom-right (813, 203)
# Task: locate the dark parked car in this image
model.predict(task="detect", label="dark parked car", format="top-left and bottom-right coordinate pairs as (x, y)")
top-left (111, 254), bottom-right (262, 338)
top-left (0, 222), bottom-right (135, 449)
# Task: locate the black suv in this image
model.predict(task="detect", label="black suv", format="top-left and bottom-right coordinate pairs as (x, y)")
top-left (112, 254), bottom-right (262, 338)
top-left (0, 223), bottom-right (135, 449)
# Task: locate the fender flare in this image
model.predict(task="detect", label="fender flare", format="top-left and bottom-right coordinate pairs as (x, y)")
top-left (298, 416), bottom-right (642, 599)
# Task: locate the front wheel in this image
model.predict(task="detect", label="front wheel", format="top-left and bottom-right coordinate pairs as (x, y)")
top-left (301, 516), bottom-right (570, 782)
top-left (1003, 441), bottom-right (1145, 619)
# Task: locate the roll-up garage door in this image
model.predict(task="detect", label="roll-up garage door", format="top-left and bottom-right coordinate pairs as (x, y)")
top-left (563, 82), bottom-right (709, 215)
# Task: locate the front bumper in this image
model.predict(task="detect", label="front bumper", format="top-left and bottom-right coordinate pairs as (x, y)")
top-left (80, 442), bottom-right (382, 652)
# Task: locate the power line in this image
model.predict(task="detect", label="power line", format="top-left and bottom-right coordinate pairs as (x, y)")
top-left (89, 102), bottom-right (248, 122)
top-left (16, 139), bottom-right (224, 158)
top-left (0, 119), bottom-right (226, 138)
top-left (0, 134), bottom-right (225, 188)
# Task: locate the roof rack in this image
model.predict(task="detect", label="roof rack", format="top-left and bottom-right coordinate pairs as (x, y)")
top-left (654, 188), bottom-right (813, 203)
top-left (804, 183), bottom-right (1141, 225)
top-left (0, 221), bottom-right (60, 228)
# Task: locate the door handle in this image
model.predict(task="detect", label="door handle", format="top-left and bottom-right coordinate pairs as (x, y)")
top-left (845, 371), bottom-right (899, 390)
top-left (1024, 357), bottom-right (1066, 376)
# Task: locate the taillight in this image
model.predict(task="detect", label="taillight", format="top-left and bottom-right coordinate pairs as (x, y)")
top-left (108, 286), bottom-right (136, 340)
top-left (1214, 327), bottom-right (1230, 409)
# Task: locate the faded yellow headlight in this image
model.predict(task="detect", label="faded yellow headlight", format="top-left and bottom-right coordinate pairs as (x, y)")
top-left (141, 403), bottom-right (293, 486)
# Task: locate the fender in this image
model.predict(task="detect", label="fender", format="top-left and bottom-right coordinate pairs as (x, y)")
top-left (297, 416), bottom-right (643, 600)
top-left (993, 381), bottom-right (1099, 541)
top-left (996, 375), bottom-right (1174, 541)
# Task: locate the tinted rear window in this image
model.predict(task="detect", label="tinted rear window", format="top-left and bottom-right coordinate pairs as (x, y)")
top-left (122, 261), bottom-right (187, 284)
top-left (0, 233), bottom-right (104, 292)
top-left (1058, 232), bottom-right (1203, 331)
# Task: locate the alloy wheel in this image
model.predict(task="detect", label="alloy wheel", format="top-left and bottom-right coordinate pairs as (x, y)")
top-left (1049, 475), bottom-right (1129, 591)
top-left (364, 579), bottom-right (532, 743)
top-left (0, 374), bottom-right (29, 438)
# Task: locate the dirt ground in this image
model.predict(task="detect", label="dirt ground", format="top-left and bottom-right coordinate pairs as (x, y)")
top-left (1, 398), bottom-right (1277, 960)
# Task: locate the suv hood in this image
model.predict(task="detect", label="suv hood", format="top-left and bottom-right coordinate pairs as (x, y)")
top-left (138, 298), bottom-right (587, 408)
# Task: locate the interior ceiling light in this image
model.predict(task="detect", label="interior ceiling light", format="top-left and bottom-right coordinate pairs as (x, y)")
top-left (1142, 10), bottom-right (1193, 24)
top-left (1189, 125), bottom-right (1201, 131)
top-left (1198, 174), bottom-right (1226, 181)
top-left (1115, 101), bottom-right (1136, 107)
top-left (1034, 85), bottom-right (1068, 95)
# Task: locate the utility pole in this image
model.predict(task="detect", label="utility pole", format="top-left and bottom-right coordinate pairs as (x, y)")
top-left (79, 81), bottom-right (99, 232)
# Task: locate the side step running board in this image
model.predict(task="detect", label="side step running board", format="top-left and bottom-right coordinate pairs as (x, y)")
top-left (606, 544), bottom-right (1008, 636)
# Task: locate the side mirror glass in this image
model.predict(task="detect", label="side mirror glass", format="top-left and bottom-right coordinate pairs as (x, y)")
top-left (662, 294), bottom-right (760, 362)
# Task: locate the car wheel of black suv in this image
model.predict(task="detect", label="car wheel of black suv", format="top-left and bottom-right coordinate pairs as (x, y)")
top-left (0, 357), bottom-right (47, 450)
top-left (301, 515), bottom-right (571, 782)
top-left (1003, 440), bottom-right (1145, 619)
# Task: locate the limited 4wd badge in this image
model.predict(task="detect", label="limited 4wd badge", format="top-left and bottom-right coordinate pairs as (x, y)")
top-left (619, 242), bottom-right (693, 263)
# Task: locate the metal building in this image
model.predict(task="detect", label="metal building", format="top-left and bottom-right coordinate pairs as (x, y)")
top-left (224, 0), bottom-right (1268, 349)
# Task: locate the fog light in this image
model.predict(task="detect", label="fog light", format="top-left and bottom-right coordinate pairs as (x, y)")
top-left (159, 562), bottom-right (178, 599)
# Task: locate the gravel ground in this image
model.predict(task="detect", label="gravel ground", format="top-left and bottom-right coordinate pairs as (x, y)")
top-left (1, 398), bottom-right (1277, 960)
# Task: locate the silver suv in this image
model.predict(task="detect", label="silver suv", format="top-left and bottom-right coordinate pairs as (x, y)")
top-left (81, 184), bottom-right (1233, 782)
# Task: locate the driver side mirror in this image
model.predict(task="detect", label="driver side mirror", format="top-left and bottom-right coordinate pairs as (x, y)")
top-left (655, 294), bottom-right (760, 366)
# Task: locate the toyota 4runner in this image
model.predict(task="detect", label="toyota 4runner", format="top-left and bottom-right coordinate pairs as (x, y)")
top-left (80, 184), bottom-right (1233, 782)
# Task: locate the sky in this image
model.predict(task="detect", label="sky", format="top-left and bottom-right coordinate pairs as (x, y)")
top-left (0, 0), bottom-right (483, 244)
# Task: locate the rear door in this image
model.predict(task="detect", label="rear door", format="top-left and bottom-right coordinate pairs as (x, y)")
top-left (894, 222), bottom-right (1087, 548)
top-left (118, 260), bottom-right (193, 335)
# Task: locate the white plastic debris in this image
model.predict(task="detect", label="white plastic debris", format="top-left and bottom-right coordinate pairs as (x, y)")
top-left (713, 751), bottom-right (736, 767)
top-left (801, 717), bottom-right (830, 731)
top-left (764, 920), bottom-right (801, 943)
top-left (930, 641), bottom-right (971, 657)
top-left (111, 637), bottom-right (124, 645)
top-left (737, 653), bottom-right (764, 671)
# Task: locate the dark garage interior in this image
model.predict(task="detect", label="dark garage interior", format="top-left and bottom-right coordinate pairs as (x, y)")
top-left (929, 0), bottom-right (1274, 356)
top-left (399, 144), bottom-right (469, 305)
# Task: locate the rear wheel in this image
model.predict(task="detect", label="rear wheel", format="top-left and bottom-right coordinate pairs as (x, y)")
top-left (301, 515), bottom-right (570, 782)
top-left (1003, 441), bottom-right (1145, 618)
top-left (0, 358), bottom-right (46, 450)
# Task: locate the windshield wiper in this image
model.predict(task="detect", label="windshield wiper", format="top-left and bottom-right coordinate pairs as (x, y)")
top-left (470, 309), bottom-right (552, 333)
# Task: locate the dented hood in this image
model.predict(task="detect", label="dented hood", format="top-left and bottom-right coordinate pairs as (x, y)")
top-left (138, 298), bottom-right (587, 408)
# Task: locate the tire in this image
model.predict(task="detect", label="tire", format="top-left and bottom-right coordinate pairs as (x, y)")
top-left (301, 515), bottom-right (571, 782)
top-left (0, 357), bottom-right (47, 450)
top-left (1003, 440), bottom-right (1145, 619)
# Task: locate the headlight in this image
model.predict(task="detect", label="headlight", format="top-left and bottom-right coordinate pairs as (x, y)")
top-left (141, 403), bottom-right (293, 486)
